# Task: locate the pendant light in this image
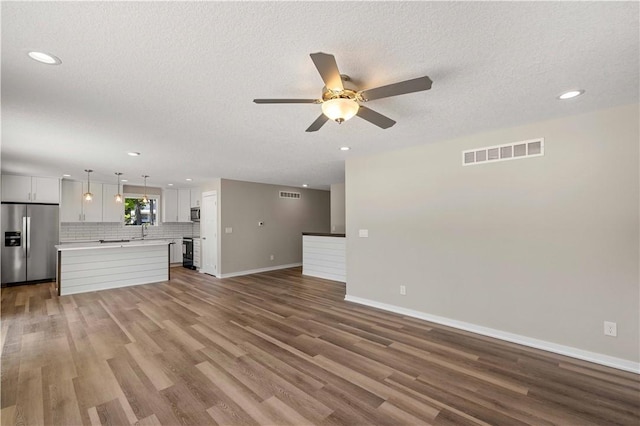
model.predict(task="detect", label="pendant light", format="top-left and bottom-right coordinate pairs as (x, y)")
top-left (142, 175), bottom-right (149, 203)
top-left (83, 169), bottom-right (93, 201)
top-left (114, 172), bottom-right (123, 203)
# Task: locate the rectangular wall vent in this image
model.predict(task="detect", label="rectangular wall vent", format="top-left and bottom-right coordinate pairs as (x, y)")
top-left (279, 191), bottom-right (301, 199)
top-left (462, 138), bottom-right (544, 166)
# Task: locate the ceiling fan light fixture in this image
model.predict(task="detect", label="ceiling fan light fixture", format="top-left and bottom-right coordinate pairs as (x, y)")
top-left (321, 98), bottom-right (359, 123)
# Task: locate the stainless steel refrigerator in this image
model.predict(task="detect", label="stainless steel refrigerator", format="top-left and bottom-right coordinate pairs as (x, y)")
top-left (1, 203), bottom-right (59, 285)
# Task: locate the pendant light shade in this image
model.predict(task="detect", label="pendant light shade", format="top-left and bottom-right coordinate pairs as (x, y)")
top-left (83, 169), bottom-right (93, 201)
top-left (142, 175), bottom-right (149, 203)
top-left (114, 172), bottom-right (123, 203)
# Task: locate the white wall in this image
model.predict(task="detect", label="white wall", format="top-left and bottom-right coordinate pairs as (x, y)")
top-left (346, 104), bottom-right (639, 367)
top-left (330, 183), bottom-right (346, 233)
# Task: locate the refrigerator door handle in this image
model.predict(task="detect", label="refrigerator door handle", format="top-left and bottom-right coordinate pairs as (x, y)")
top-left (26, 217), bottom-right (31, 258)
top-left (22, 217), bottom-right (28, 258)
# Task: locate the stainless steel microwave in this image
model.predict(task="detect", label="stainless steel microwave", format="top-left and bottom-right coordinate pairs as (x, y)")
top-left (190, 207), bottom-right (200, 222)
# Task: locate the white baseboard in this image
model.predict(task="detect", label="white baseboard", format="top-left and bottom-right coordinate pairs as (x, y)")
top-left (344, 294), bottom-right (640, 374)
top-left (218, 263), bottom-right (302, 279)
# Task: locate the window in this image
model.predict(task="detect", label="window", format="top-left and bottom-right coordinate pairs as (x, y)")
top-left (124, 196), bottom-right (159, 226)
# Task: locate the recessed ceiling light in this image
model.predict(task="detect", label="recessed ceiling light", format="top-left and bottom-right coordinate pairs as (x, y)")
top-left (62, 174), bottom-right (71, 177)
top-left (28, 51), bottom-right (61, 65)
top-left (167, 183), bottom-right (174, 186)
top-left (340, 146), bottom-right (351, 151)
top-left (185, 178), bottom-right (192, 181)
top-left (302, 184), bottom-right (309, 187)
top-left (127, 152), bottom-right (140, 156)
top-left (558, 90), bottom-right (585, 100)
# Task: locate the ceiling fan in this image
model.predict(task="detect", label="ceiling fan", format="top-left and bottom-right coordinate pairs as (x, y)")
top-left (253, 52), bottom-right (433, 132)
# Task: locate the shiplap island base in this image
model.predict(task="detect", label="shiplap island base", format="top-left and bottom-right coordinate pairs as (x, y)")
top-left (302, 233), bottom-right (346, 282)
top-left (55, 240), bottom-right (171, 296)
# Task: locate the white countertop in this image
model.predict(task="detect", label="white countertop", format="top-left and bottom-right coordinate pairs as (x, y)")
top-left (56, 239), bottom-right (172, 251)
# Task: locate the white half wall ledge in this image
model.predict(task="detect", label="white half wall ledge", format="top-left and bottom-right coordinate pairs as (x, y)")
top-left (217, 263), bottom-right (302, 279)
top-left (344, 294), bottom-right (640, 374)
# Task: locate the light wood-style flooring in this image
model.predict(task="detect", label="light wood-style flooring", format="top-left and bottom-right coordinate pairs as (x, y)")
top-left (1, 267), bottom-right (639, 425)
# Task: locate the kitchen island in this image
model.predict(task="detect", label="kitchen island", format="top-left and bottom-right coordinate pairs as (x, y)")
top-left (302, 232), bottom-right (346, 282)
top-left (55, 239), bottom-right (171, 296)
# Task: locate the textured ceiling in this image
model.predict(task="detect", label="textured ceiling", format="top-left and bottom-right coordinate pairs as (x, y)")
top-left (2, 1), bottom-right (638, 189)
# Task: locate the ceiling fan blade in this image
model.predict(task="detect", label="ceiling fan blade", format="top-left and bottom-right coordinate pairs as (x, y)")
top-left (359, 76), bottom-right (433, 101)
top-left (310, 52), bottom-right (343, 92)
top-left (253, 99), bottom-right (318, 104)
top-left (356, 106), bottom-right (396, 129)
top-left (305, 114), bottom-right (329, 132)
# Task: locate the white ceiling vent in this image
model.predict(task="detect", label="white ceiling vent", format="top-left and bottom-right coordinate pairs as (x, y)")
top-left (280, 191), bottom-right (301, 199)
top-left (463, 138), bottom-right (544, 166)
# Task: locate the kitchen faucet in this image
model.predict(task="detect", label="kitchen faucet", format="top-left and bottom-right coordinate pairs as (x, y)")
top-left (141, 223), bottom-right (149, 239)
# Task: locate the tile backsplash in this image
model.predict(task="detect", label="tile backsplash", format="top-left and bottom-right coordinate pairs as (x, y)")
top-left (60, 222), bottom-right (200, 242)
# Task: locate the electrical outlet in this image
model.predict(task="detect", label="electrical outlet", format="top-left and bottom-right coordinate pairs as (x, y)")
top-left (400, 285), bottom-right (406, 295)
top-left (604, 321), bottom-right (617, 337)
top-left (270, 254), bottom-right (274, 261)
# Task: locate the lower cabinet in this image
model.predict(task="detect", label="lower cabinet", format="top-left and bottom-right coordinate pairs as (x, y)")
top-left (169, 239), bottom-right (183, 264)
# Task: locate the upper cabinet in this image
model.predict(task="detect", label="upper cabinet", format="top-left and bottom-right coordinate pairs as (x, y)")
top-left (162, 189), bottom-right (179, 222)
top-left (61, 180), bottom-right (83, 222)
top-left (1, 175), bottom-right (60, 203)
top-left (178, 189), bottom-right (191, 222)
top-left (60, 180), bottom-right (104, 222)
top-left (162, 188), bottom-right (194, 223)
top-left (190, 189), bottom-right (201, 208)
top-left (102, 184), bottom-right (124, 222)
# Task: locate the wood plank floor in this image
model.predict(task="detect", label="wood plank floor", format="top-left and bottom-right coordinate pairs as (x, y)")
top-left (1, 267), bottom-right (639, 425)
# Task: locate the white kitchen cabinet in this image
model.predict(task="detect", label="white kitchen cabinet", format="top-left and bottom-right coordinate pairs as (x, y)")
top-left (2, 175), bottom-right (31, 202)
top-left (162, 189), bottom-right (179, 222)
top-left (60, 180), bottom-right (103, 222)
top-left (178, 189), bottom-right (191, 222)
top-left (190, 189), bottom-right (201, 208)
top-left (61, 180), bottom-right (84, 222)
top-left (162, 188), bottom-right (192, 223)
top-left (168, 239), bottom-right (183, 264)
top-left (82, 182), bottom-right (103, 222)
top-left (1, 175), bottom-right (59, 203)
top-left (193, 238), bottom-right (201, 268)
top-left (175, 240), bottom-right (184, 263)
top-left (102, 183), bottom-right (124, 222)
top-left (32, 177), bottom-right (60, 203)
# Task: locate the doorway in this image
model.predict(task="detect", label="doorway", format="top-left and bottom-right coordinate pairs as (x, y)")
top-left (201, 191), bottom-right (218, 276)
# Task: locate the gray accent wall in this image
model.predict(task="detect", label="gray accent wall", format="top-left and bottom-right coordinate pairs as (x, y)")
top-left (219, 179), bottom-right (330, 275)
top-left (330, 183), bottom-right (346, 233)
top-left (346, 104), bottom-right (639, 363)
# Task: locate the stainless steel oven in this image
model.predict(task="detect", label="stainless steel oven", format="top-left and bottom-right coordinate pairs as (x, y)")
top-left (182, 237), bottom-right (195, 269)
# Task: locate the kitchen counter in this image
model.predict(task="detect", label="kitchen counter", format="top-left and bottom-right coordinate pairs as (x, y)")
top-left (302, 232), bottom-right (346, 237)
top-left (56, 240), bottom-right (171, 296)
top-left (56, 239), bottom-right (171, 251)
